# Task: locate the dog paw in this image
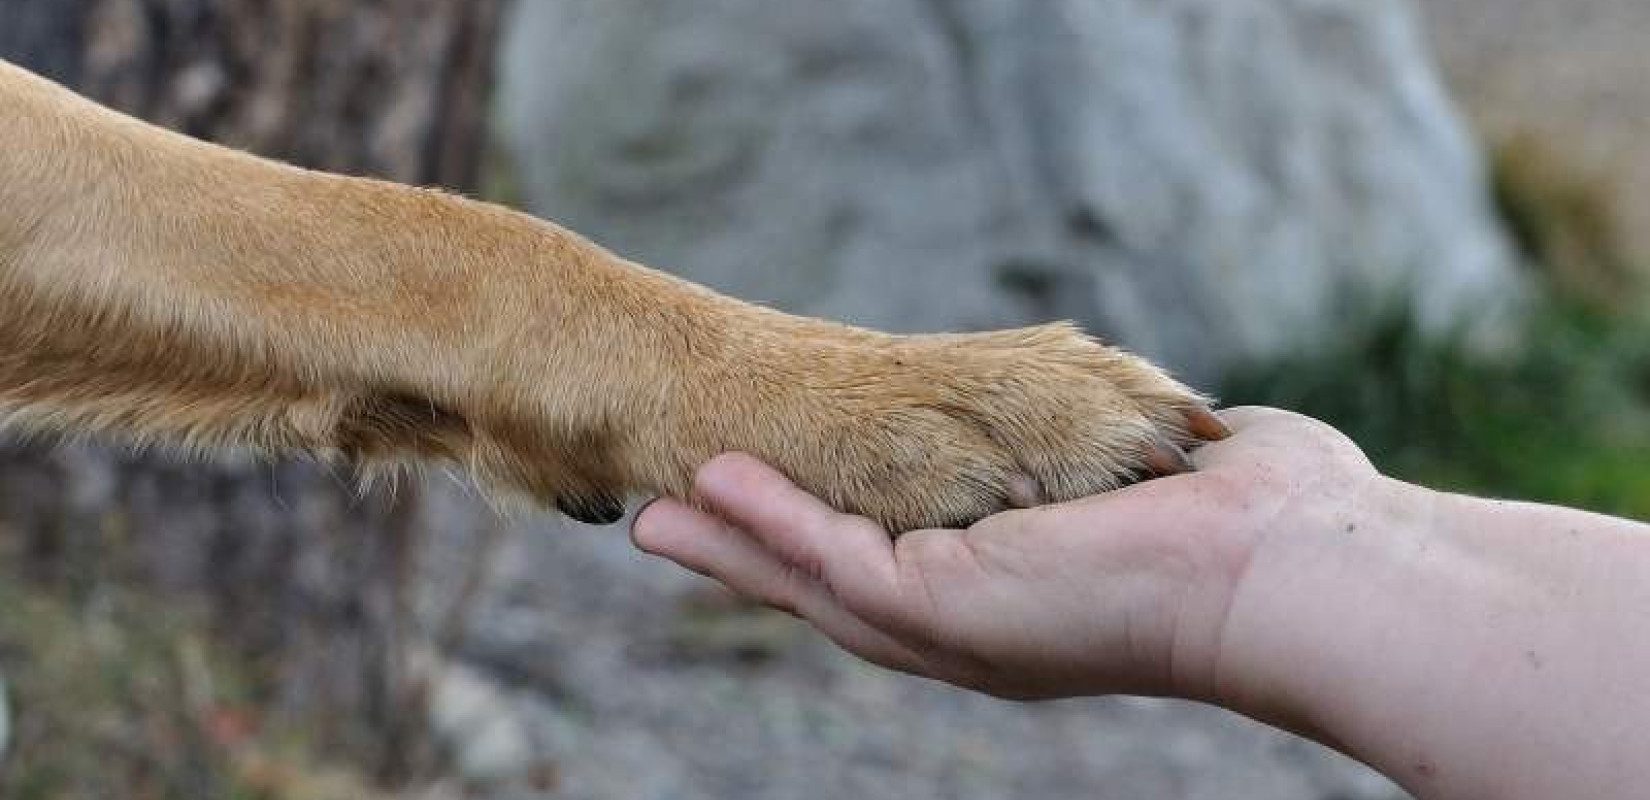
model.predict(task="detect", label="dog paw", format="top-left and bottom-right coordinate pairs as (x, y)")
top-left (662, 322), bottom-right (1225, 533)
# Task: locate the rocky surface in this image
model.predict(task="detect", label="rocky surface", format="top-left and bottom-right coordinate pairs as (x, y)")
top-left (498, 0), bottom-right (1520, 384)
top-left (415, 506), bottom-right (1407, 800)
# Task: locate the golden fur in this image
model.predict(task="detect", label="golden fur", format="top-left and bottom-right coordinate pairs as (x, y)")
top-left (0, 58), bottom-right (1217, 532)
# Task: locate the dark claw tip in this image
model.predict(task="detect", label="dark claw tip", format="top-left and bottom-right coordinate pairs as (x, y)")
top-left (1185, 408), bottom-right (1232, 442)
top-left (557, 492), bottom-right (627, 526)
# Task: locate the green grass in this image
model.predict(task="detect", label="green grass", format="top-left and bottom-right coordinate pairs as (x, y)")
top-left (1221, 294), bottom-right (1650, 521)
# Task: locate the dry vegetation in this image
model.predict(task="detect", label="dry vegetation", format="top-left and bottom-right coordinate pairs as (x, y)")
top-left (1421, 0), bottom-right (1650, 261)
top-left (0, 557), bottom-right (388, 800)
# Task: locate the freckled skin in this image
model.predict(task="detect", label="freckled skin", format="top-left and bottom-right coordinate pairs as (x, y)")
top-left (0, 58), bottom-right (1215, 532)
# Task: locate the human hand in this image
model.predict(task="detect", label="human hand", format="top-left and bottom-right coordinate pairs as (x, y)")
top-left (638, 408), bottom-right (1650, 800)
top-left (632, 407), bottom-right (1386, 702)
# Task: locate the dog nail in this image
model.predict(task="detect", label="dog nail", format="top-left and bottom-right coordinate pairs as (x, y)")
top-left (558, 492), bottom-right (627, 525)
top-left (1185, 408), bottom-right (1232, 441)
top-left (1144, 440), bottom-right (1193, 476)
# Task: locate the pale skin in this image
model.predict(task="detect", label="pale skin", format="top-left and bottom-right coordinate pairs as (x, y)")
top-left (634, 407), bottom-right (1650, 800)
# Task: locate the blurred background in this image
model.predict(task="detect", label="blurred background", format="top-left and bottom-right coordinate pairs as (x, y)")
top-left (0, 0), bottom-right (1646, 797)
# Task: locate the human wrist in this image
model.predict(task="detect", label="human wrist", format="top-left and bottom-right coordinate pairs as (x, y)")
top-left (1202, 473), bottom-right (1442, 742)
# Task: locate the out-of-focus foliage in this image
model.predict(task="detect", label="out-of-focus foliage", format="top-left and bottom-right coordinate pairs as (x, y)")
top-left (1224, 297), bottom-right (1650, 520)
top-left (1491, 132), bottom-right (1637, 308)
top-left (1226, 134), bottom-right (1650, 520)
top-left (0, 566), bottom-right (386, 800)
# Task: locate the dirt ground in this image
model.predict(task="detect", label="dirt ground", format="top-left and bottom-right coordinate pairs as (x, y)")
top-left (1420, 0), bottom-right (1650, 255)
top-left (415, 503), bottom-right (1406, 800)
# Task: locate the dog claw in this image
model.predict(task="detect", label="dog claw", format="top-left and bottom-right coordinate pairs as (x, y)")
top-left (1144, 440), bottom-right (1194, 476)
top-left (557, 492), bottom-right (627, 526)
top-left (1185, 408), bottom-right (1232, 442)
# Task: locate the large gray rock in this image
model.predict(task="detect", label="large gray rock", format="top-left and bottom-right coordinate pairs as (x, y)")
top-left (499, 0), bottom-right (1519, 383)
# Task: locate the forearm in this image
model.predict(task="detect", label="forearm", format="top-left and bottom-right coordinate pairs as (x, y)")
top-left (1218, 478), bottom-right (1650, 799)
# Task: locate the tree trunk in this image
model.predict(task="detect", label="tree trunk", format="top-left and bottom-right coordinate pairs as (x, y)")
top-left (0, 0), bottom-right (504, 783)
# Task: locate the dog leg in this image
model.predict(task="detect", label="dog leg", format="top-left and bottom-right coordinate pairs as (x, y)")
top-left (0, 59), bottom-right (1220, 532)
